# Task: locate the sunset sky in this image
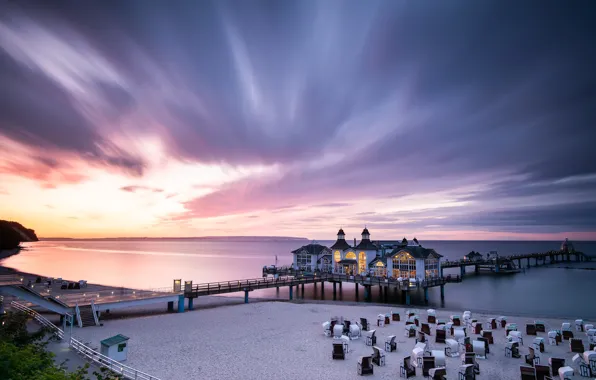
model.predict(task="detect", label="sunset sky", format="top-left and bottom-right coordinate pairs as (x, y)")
top-left (1, 1), bottom-right (595, 240)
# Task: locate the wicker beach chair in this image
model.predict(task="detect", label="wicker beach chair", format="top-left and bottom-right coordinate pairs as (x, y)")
top-left (481, 330), bottom-right (494, 344)
top-left (360, 318), bottom-right (369, 331)
top-left (428, 367), bottom-right (447, 380)
top-left (392, 312), bottom-right (400, 322)
top-left (427, 309), bottom-right (436, 324)
top-left (421, 323), bottom-right (431, 336)
top-left (422, 356), bottom-right (435, 377)
top-left (535, 320), bottom-right (546, 333)
top-left (462, 352), bottom-right (480, 374)
top-left (405, 325), bottom-right (416, 338)
top-left (525, 347), bottom-right (540, 366)
top-left (399, 356), bottom-right (416, 378)
top-left (534, 364), bottom-right (550, 380)
top-left (417, 330), bottom-right (427, 343)
top-left (365, 330), bottom-right (377, 346)
top-left (526, 324), bottom-right (537, 336)
top-left (477, 337), bottom-right (489, 354)
top-left (549, 357), bottom-right (565, 376)
top-left (371, 346), bottom-right (385, 366)
top-left (473, 340), bottom-right (487, 359)
top-left (520, 365), bottom-right (537, 380)
top-left (332, 342), bottom-right (345, 360)
top-left (472, 322), bottom-right (482, 335)
top-left (436, 329), bottom-right (446, 344)
top-left (385, 335), bottom-right (396, 352)
top-left (487, 318), bottom-right (497, 330)
top-left (357, 355), bottom-right (373, 375)
top-left (505, 342), bottom-right (520, 358)
top-left (458, 364), bottom-right (475, 380)
top-left (570, 338), bottom-right (584, 353)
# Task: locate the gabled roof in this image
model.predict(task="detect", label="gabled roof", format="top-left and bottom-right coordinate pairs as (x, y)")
top-left (338, 259), bottom-right (357, 265)
top-left (317, 254), bottom-right (332, 263)
top-left (368, 257), bottom-right (387, 267)
top-left (465, 251), bottom-right (482, 258)
top-left (389, 246), bottom-right (443, 259)
top-left (355, 239), bottom-right (378, 251)
top-left (330, 239), bottom-right (352, 250)
top-left (100, 334), bottom-right (129, 347)
top-left (291, 243), bottom-right (331, 256)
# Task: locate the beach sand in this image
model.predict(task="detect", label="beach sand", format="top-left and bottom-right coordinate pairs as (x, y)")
top-left (68, 301), bottom-right (593, 380)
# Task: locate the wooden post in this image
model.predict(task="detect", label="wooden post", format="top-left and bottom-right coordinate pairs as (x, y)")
top-left (424, 287), bottom-right (429, 303)
top-left (188, 297), bottom-right (194, 310)
top-left (405, 291), bottom-right (411, 305)
top-left (289, 286), bottom-right (293, 300)
top-left (440, 285), bottom-right (445, 301)
top-left (460, 265), bottom-right (465, 277)
top-left (244, 289), bottom-right (249, 304)
top-left (527, 258), bottom-right (530, 268)
top-left (177, 295), bottom-right (185, 313)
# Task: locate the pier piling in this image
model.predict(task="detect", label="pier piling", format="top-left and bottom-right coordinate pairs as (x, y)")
top-left (424, 288), bottom-right (429, 303)
top-left (188, 297), bottom-right (194, 310)
top-left (364, 285), bottom-right (370, 301)
top-left (244, 289), bottom-right (249, 304)
top-left (167, 301), bottom-right (174, 312)
top-left (440, 285), bottom-right (445, 301)
top-left (460, 265), bottom-right (465, 277)
top-left (405, 291), bottom-right (411, 305)
top-left (177, 294), bottom-right (185, 313)
top-left (289, 286), bottom-right (293, 300)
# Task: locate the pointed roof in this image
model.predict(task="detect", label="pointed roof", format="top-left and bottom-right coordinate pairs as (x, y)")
top-left (362, 227), bottom-right (370, 236)
top-left (389, 246), bottom-right (442, 259)
top-left (337, 228), bottom-right (345, 236)
top-left (291, 243), bottom-right (331, 256)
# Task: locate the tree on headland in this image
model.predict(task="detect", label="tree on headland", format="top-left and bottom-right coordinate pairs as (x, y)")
top-left (0, 311), bottom-right (121, 380)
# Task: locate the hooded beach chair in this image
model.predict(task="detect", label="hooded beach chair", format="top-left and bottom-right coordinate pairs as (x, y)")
top-left (371, 346), bottom-right (385, 366)
top-left (505, 342), bottom-right (520, 358)
top-left (360, 317), bottom-right (369, 331)
top-left (385, 335), bottom-right (396, 352)
top-left (436, 329), bottom-right (446, 344)
top-left (332, 342), bottom-right (345, 360)
top-left (526, 324), bottom-right (537, 336)
top-left (445, 339), bottom-right (459, 357)
top-left (422, 355), bottom-right (435, 377)
top-left (421, 323), bottom-right (431, 336)
top-left (365, 329), bottom-right (377, 346)
top-left (533, 337), bottom-right (545, 353)
top-left (569, 338), bottom-right (584, 353)
top-left (428, 367), bottom-right (447, 380)
top-left (458, 364), bottom-right (475, 380)
top-left (525, 346), bottom-right (540, 366)
top-left (535, 320), bottom-right (546, 333)
top-left (357, 355), bottom-right (373, 376)
top-left (548, 357), bottom-right (565, 376)
top-left (399, 356), bottom-right (416, 378)
top-left (427, 309), bottom-right (436, 324)
top-left (473, 340), bottom-right (487, 359)
top-left (534, 364), bottom-right (550, 380)
top-left (481, 330), bottom-right (494, 344)
top-left (519, 365), bottom-right (537, 380)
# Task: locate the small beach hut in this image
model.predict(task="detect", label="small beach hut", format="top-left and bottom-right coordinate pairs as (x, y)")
top-left (100, 334), bottom-right (130, 362)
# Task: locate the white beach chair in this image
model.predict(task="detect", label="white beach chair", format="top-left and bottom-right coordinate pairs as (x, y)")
top-left (533, 337), bottom-right (545, 353)
top-left (458, 364), bottom-right (474, 380)
top-left (365, 330), bottom-right (377, 346)
top-left (377, 314), bottom-right (385, 327)
top-left (333, 324), bottom-right (343, 339)
top-left (415, 341), bottom-right (429, 355)
top-left (587, 329), bottom-right (596, 344)
top-left (562, 322), bottom-right (571, 331)
top-left (584, 323), bottom-right (594, 332)
top-left (454, 328), bottom-right (466, 342)
top-left (508, 331), bottom-right (523, 345)
top-left (412, 347), bottom-right (424, 367)
top-left (497, 316), bottom-right (507, 328)
top-left (558, 365), bottom-right (574, 380)
top-left (404, 324), bottom-right (416, 338)
top-left (583, 351), bottom-right (596, 375)
top-left (323, 321), bottom-right (331, 337)
top-left (548, 330), bottom-right (559, 345)
top-left (575, 319), bottom-right (584, 332)
top-left (445, 338), bottom-right (459, 357)
top-left (349, 324), bottom-right (361, 339)
top-left (473, 340), bottom-right (486, 359)
top-left (572, 353), bottom-right (591, 377)
top-left (432, 349), bottom-right (446, 366)
top-left (384, 335), bottom-right (396, 352)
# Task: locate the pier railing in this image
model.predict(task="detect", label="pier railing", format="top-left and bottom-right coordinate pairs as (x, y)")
top-left (9, 301), bottom-right (161, 380)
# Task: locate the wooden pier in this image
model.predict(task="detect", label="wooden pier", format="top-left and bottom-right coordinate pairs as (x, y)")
top-left (440, 250), bottom-right (590, 277)
top-left (182, 273), bottom-right (462, 307)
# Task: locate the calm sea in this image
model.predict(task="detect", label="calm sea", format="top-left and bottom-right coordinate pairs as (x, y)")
top-left (3, 239), bottom-right (596, 318)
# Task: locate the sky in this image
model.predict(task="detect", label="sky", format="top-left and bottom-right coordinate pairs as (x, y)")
top-left (1, 0), bottom-right (595, 240)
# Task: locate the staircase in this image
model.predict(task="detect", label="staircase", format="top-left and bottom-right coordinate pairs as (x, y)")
top-left (78, 305), bottom-right (97, 327)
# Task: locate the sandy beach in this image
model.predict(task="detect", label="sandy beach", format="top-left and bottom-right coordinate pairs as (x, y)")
top-left (65, 301), bottom-right (594, 380)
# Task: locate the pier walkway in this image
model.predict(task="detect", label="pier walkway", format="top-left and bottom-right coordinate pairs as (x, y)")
top-left (182, 273), bottom-right (462, 307)
top-left (441, 250), bottom-right (590, 276)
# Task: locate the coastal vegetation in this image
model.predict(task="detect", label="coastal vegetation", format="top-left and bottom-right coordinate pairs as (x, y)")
top-left (0, 311), bottom-right (120, 379)
top-left (0, 220), bottom-right (38, 250)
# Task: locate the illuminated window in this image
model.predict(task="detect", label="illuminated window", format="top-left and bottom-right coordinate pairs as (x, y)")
top-left (296, 253), bottom-right (312, 270)
top-left (375, 261), bottom-right (385, 267)
top-left (424, 257), bottom-right (438, 278)
top-left (320, 257), bottom-right (332, 272)
top-left (392, 251), bottom-right (416, 279)
top-left (345, 251), bottom-right (356, 260)
top-left (371, 260), bottom-right (387, 277)
top-left (334, 250), bottom-right (341, 263)
top-left (358, 252), bottom-right (367, 273)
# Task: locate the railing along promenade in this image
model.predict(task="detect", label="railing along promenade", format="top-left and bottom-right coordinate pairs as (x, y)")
top-left (441, 250), bottom-right (589, 269)
top-left (9, 301), bottom-right (161, 380)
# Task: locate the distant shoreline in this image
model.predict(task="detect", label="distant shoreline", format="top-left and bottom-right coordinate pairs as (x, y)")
top-left (39, 236), bottom-right (310, 242)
